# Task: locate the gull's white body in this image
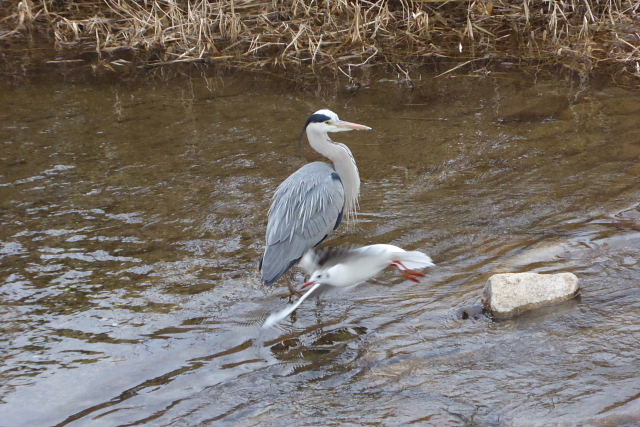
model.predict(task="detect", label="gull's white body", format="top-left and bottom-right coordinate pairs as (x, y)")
top-left (263, 244), bottom-right (434, 327)
top-left (303, 244), bottom-right (434, 288)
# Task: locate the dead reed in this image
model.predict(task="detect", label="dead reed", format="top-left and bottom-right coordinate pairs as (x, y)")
top-left (3, 0), bottom-right (640, 78)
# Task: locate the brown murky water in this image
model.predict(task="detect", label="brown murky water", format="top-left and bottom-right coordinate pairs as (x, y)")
top-left (1, 72), bottom-right (639, 426)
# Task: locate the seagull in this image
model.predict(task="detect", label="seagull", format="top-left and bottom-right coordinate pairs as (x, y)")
top-left (262, 244), bottom-right (434, 327)
top-left (300, 244), bottom-right (434, 288)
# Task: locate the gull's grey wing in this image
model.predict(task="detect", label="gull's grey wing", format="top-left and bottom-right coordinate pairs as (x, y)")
top-left (298, 249), bottom-right (321, 276)
top-left (260, 162), bottom-right (344, 285)
top-left (262, 282), bottom-right (324, 328)
top-left (301, 245), bottom-right (363, 273)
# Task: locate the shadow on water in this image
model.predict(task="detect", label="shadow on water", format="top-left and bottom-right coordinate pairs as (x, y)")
top-left (1, 71), bottom-right (639, 426)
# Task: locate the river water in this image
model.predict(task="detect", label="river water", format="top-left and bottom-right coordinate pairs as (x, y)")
top-left (1, 71), bottom-right (639, 426)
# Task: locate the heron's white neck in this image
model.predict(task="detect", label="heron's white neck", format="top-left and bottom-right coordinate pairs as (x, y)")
top-left (306, 127), bottom-right (360, 221)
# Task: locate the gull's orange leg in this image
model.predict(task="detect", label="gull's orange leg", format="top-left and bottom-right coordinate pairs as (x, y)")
top-left (392, 260), bottom-right (426, 277)
top-left (390, 262), bottom-right (421, 283)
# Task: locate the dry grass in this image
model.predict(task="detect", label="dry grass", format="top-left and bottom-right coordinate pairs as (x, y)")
top-left (2, 0), bottom-right (640, 79)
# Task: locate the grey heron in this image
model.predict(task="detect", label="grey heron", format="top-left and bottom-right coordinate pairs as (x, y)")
top-left (262, 244), bottom-right (434, 327)
top-left (260, 109), bottom-right (371, 288)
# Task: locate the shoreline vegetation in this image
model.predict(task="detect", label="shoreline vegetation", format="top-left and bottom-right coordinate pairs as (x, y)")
top-left (2, 0), bottom-right (640, 82)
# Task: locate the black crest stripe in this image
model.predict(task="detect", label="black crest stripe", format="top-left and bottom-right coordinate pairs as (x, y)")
top-left (304, 113), bottom-right (332, 128)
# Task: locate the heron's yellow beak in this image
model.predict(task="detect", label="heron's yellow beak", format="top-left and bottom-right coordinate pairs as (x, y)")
top-left (333, 120), bottom-right (372, 131)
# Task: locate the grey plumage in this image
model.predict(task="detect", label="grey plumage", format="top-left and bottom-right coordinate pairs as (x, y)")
top-left (261, 162), bottom-right (344, 285)
top-left (298, 245), bottom-right (360, 275)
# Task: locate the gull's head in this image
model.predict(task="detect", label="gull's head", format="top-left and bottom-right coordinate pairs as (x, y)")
top-left (304, 269), bottom-right (331, 288)
top-left (304, 263), bottom-right (352, 288)
top-left (305, 109), bottom-right (371, 134)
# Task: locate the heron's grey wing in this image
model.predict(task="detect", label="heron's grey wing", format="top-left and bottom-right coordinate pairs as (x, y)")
top-left (261, 162), bottom-right (344, 285)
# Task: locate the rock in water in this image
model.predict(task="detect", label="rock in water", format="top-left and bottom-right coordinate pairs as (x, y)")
top-left (483, 272), bottom-right (579, 318)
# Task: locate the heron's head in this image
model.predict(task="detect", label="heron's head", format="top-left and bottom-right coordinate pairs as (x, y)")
top-left (305, 109), bottom-right (371, 134)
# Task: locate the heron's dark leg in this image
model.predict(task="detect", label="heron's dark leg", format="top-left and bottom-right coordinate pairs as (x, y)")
top-left (286, 281), bottom-right (303, 298)
top-left (276, 271), bottom-right (304, 300)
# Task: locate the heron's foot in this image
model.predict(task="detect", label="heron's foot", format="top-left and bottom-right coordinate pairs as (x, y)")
top-left (391, 261), bottom-right (426, 283)
top-left (277, 283), bottom-right (304, 300)
top-left (275, 291), bottom-right (303, 300)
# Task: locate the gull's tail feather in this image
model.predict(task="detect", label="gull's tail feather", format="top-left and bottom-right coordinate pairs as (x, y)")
top-left (394, 250), bottom-right (434, 270)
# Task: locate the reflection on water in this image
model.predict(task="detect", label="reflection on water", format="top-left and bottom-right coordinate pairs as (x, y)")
top-left (1, 72), bottom-right (639, 426)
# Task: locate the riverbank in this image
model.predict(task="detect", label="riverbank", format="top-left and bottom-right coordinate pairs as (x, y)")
top-left (2, 1), bottom-right (640, 82)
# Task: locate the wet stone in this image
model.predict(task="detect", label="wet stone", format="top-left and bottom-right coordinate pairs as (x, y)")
top-left (457, 304), bottom-right (487, 321)
top-left (483, 272), bottom-right (579, 319)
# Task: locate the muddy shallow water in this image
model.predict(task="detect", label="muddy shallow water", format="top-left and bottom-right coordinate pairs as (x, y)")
top-left (1, 72), bottom-right (639, 426)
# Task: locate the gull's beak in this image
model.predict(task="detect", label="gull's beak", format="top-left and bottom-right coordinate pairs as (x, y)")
top-left (302, 280), bottom-right (316, 288)
top-left (333, 120), bottom-right (372, 131)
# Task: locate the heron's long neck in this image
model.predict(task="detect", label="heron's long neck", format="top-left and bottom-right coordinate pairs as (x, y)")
top-left (307, 129), bottom-right (360, 221)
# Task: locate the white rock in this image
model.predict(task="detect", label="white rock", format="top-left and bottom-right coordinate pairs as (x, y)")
top-left (483, 272), bottom-right (579, 318)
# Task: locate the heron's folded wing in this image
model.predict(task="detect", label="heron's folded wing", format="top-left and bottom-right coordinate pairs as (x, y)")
top-left (261, 162), bottom-right (345, 285)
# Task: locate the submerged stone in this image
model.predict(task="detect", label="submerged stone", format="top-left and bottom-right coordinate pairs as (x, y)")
top-left (483, 272), bottom-right (579, 318)
top-left (457, 304), bottom-right (487, 321)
